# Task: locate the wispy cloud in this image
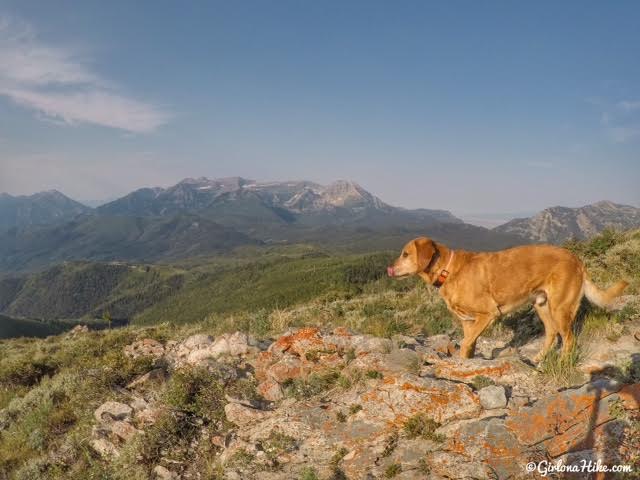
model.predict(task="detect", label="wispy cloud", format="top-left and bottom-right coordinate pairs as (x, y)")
top-left (0, 15), bottom-right (169, 133)
top-left (593, 97), bottom-right (640, 143)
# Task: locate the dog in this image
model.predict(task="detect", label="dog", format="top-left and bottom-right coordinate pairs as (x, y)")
top-left (387, 237), bottom-right (628, 361)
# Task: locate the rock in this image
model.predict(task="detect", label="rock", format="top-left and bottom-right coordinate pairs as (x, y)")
top-left (350, 335), bottom-right (393, 355)
top-left (359, 373), bottom-right (481, 424)
top-left (508, 395), bottom-right (530, 409)
top-left (270, 327), bottom-right (328, 357)
top-left (129, 396), bottom-right (150, 412)
top-left (182, 334), bottom-right (214, 350)
top-left (578, 331), bottom-right (640, 376)
top-left (426, 449), bottom-right (500, 479)
top-left (443, 417), bottom-right (531, 479)
top-left (504, 379), bottom-right (637, 458)
top-left (153, 465), bottom-right (178, 480)
top-left (123, 338), bottom-right (165, 359)
top-left (135, 406), bottom-right (165, 427)
top-left (91, 438), bottom-right (120, 458)
top-left (171, 332), bottom-right (256, 367)
top-left (266, 355), bottom-right (303, 383)
top-left (433, 356), bottom-right (524, 383)
top-left (109, 420), bottom-right (140, 441)
top-left (127, 368), bottom-right (167, 389)
top-left (478, 385), bottom-right (507, 409)
top-left (210, 331), bottom-right (254, 357)
top-left (422, 334), bottom-right (456, 356)
top-left (67, 324), bottom-right (89, 337)
top-left (258, 379), bottom-right (284, 401)
top-left (224, 403), bottom-right (271, 427)
top-left (347, 350), bottom-right (421, 376)
top-left (94, 401), bottom-right (133, 422)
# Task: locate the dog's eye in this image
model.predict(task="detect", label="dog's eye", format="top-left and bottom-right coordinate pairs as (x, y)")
top-left (402, 252), bottom-right (408, 258)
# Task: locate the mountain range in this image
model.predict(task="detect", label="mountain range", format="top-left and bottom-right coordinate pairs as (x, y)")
top-left (494, 200), bottom-right (640, 243)
top-left (95, 177), bottom-right (460, 228)
top-left (0, 178), bottom-right (521, 271)
top-left (0, 190), bottom-right (91, 230)
top-left (1, 178), bottom-right (638, 272)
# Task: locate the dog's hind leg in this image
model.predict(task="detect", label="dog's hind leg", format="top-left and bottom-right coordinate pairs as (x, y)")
top-left (548, 275), bottom-right (583, 358)
top-left (460, 313), bottom-right (496, 359)
top-left (533, 302), bottom-right (558, 364)
top-left (554, 299), bottom-right (582, 358)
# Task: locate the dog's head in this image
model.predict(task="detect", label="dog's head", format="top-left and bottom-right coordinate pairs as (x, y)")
top-left (387, 237), bottom-right (437, 278)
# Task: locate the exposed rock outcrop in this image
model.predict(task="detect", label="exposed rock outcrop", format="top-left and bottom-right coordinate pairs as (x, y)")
top-left (97, 327), bottom-right (640, 479)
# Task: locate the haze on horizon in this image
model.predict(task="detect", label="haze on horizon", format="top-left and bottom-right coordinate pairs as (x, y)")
top-left (0, 1), bottom-right (638, 216)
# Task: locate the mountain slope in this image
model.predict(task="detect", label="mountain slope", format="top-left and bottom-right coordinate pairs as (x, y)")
top-left (97, 177), bottom-right (461, 228)
top-left (0, 213), bottom-right (257, 271)
top-left (1, 262), bottom-right (186, 321)
top-left (0, 314), bottom-right (65, 339)
top-left (0, 190), bottom-right (91, 231)
top-left (494, 201), bottom-right (640, 243)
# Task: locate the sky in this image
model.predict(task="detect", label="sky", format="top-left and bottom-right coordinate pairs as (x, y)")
top-left (0, 1), bottom-right (638, 215)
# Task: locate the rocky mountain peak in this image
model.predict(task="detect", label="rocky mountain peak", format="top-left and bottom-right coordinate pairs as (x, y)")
top-left (322, 179), bottom-right (386, 209)
top-left (494, 200), bottom-right (640, 243)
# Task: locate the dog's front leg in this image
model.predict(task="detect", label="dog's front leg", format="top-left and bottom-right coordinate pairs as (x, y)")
top-left (459, 314), bottom-right (496, 359)
top-left (460, 319), bottom-right (477, 358)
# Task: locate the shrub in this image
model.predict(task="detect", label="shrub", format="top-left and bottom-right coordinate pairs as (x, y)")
top-left (299, 466), bottom-right (320, 480)
top-left (539, 343), bottom-right (583, 386)
top-left (0, 355), bottom-right (58, 387)
top-left (261, 429), bottom-right (297, 463)
top-left (163, 367), bottom-right (226, 423)
top-left (282, 370), bottom-right (341, 399)
top-left (384, 463), bottom-right (402, 478)
top-left (471, 375), bottom-right (495, 390)
top-left (403, 413), bottom-right (444, 442)
top-left (226, 448), bottom-right (255, 469)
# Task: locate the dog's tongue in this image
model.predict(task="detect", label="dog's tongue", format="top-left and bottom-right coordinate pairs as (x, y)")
top-left (387, 266), bottom-right (395, 277)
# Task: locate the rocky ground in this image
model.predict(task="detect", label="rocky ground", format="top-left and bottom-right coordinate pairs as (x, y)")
top-left (87, 316), bottom-right (640, 480)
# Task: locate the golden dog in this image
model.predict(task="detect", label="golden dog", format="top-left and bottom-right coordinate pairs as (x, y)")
top-left (387, 237), bottom-right (628, 361)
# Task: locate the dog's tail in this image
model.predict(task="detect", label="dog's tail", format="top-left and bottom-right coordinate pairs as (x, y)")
top-left (583, 275), bottom-right (629, 310)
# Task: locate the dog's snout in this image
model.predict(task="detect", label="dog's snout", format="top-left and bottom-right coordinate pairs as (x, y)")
top-left (387, 266), bottom-right (395, 277)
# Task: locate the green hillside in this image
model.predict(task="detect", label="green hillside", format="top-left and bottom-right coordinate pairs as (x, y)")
top-left (0, 248), bottom-right (396, 328)
top-left (2, 229), bottom-right (638, 340)
top-left (0, 315), bottom-right (64, 339)
top-left (2, 262), bottom-right (186, 322)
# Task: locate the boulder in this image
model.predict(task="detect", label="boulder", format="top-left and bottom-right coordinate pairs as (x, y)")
top-left (182, 334), bottom-right (214, 350)
top-left (258, 379), bottom-right (284, 401)
top-left (123, 338), bottom-right (164, 359)
top-left (478, 385), bottom-right (507, 410)
top-left (266, 355), bottom-right (304, 383)
top-left (171, 332), bottom-right (256, 367)
top-left (94, 401), bottom-right (133, 422)
top-left (109, 420), bottom-right (140, 441)
top-left (210, 331), bottom-right (254, 356)
top-left (153, 465), bottom-right (178, 480)
top-left (67, 324), bottom-right (89, 337)
top-left (504, 379), bottom-right (639, 459)
top-left (443, 417), bottom-right (532, 479)
top-left (270, 327), bottom-right (328, 357)
top-left (90, 438), bottom-right (120, 458)
top-left (358, 373), bottom-right (481, 424)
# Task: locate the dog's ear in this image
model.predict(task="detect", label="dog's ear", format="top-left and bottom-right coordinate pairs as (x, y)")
top-left (414, 237), bottom-right (436, 272)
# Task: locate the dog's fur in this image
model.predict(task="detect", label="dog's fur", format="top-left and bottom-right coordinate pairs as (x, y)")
top-left (388, 237), bottom-right (628, 361)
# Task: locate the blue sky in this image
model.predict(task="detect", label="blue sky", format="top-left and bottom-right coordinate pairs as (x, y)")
top-left (0, 1), bottom-right (638, 215)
